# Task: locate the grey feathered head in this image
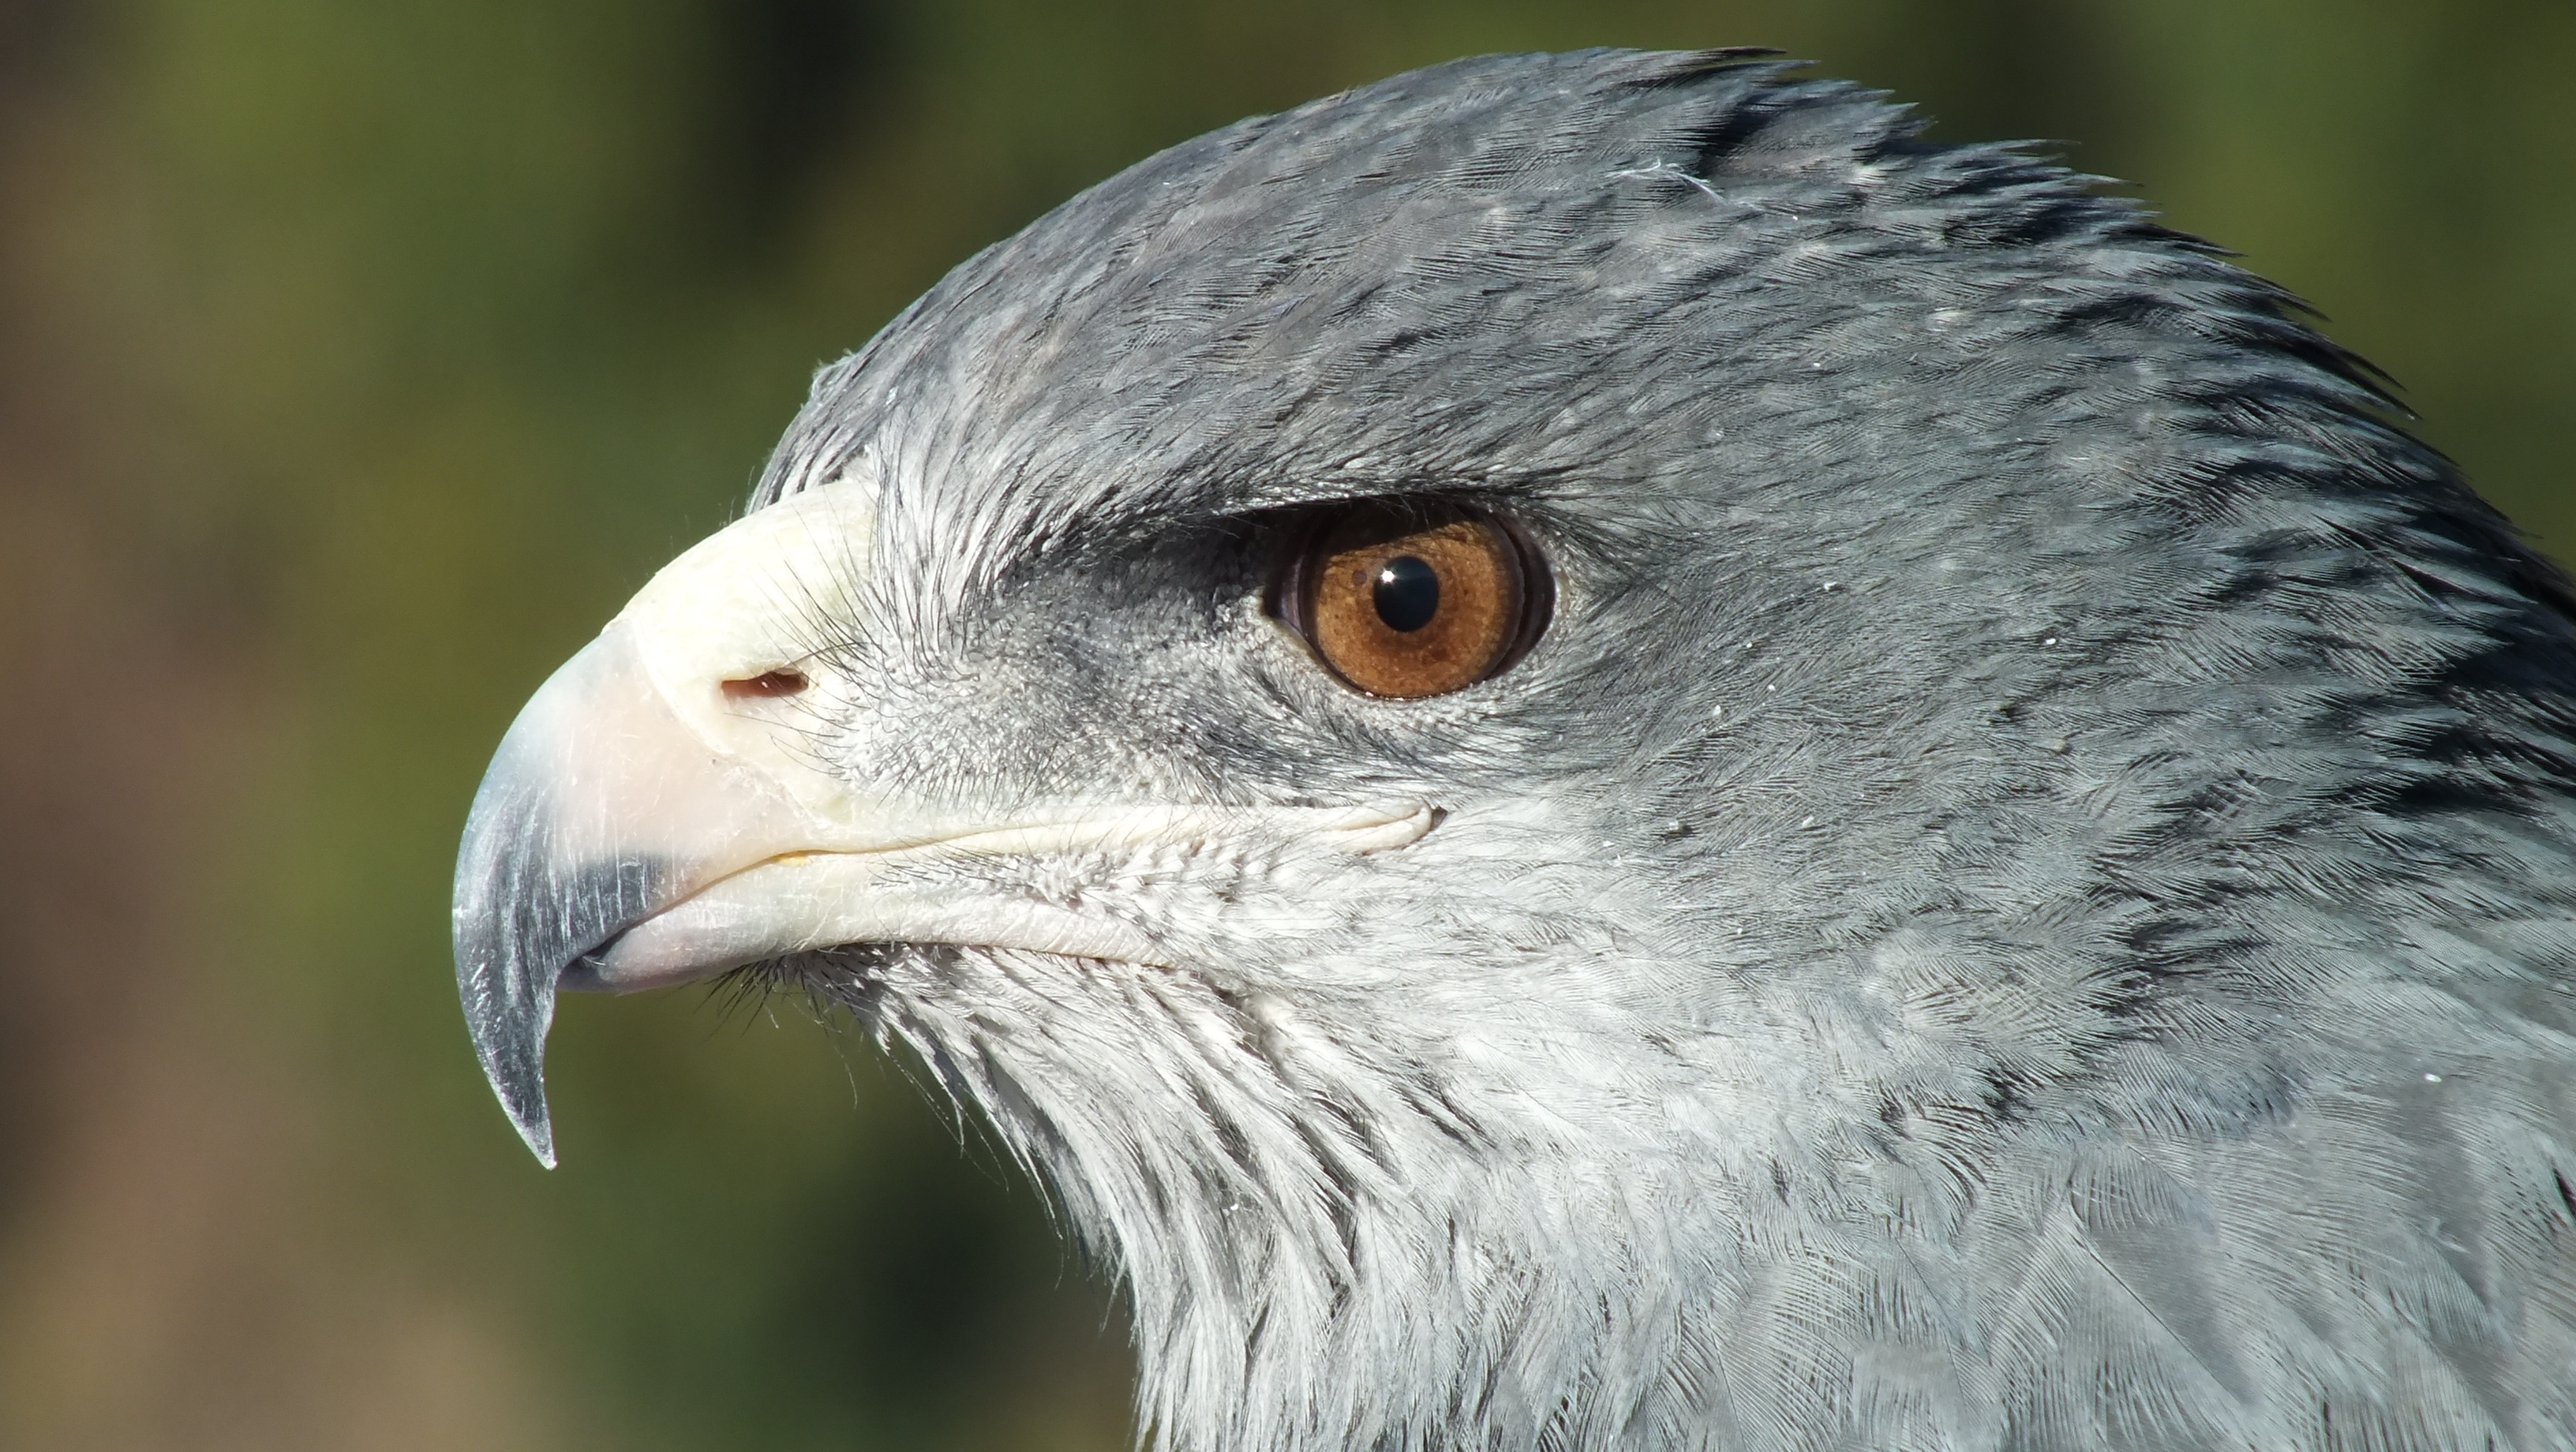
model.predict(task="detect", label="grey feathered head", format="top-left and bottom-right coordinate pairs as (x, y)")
top-left (454, 49), bottom-right (2576, 1452)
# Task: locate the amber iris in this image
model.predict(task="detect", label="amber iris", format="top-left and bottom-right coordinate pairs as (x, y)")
top-left (1288, 509), bottom-right (1538, 698)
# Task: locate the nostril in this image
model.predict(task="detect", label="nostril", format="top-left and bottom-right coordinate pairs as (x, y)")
top-left (721, 669), bottom-right (809, 699)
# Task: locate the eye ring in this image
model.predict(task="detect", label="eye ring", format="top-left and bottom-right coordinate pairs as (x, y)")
top-left (1267, 503), bottom-right (1552, 698)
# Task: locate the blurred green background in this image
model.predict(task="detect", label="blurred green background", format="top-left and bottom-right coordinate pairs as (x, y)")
top-left (0, 1), bottom-right (2569, 1447)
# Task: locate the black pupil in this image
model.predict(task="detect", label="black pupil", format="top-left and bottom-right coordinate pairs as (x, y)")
top-left (1372, 556), bottom-right (1441, 632)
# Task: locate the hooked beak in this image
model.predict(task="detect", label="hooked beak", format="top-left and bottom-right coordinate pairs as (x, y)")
top-left (450, 616), bottom-right (841, 1167)
top-left (451, 481), bottom-right (885, 1166)
top-left (451, 481), bottom-right (1432, 1166)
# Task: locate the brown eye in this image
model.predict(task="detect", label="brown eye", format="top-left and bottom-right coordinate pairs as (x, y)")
top-left (1275, 507), bottom-right (1548, 698)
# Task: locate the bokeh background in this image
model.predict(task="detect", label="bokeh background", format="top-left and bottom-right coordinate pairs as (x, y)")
top-left (0, 1), bottom-right (2570, 1447)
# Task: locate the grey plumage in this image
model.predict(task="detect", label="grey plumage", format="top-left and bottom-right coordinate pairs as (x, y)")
top-left (462, 48), bottom-right (2576, 1452)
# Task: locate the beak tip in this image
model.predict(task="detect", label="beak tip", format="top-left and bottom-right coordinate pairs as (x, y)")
top-left (495, 1072), bottom-right (559, 1168)
top-left (521, 1121), bottom-right (560, 1170)
top-left (461, 964), bottom-right (564, 1169)
top-left (473, 1035), bottom-right (562, 1168)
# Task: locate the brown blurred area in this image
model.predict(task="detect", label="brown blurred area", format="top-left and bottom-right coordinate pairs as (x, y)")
top-left (0, 9), bottom-right (383, 1446)
top-left (0, 2), bottom-right (2570, 1449)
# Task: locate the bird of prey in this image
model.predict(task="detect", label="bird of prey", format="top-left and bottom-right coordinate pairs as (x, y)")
top-left (453, 48), bottom-right (2576, 1452)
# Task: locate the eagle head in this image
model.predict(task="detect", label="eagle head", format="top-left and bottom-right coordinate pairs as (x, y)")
top-left (454, 49), bottom-right (2576, 1452)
